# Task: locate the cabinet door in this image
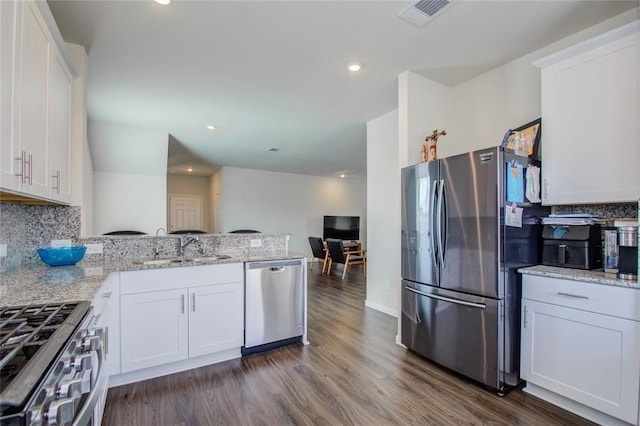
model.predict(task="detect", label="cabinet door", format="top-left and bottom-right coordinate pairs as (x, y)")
top-left (188, 282), bottom-right (243, 358)
top-left (121, 288), bottom-right (189, 373)
top-left (14, 1), bottom-right (49, 198)
top-left (521, 299), bottom-right (640, 424)
top-left (47, 48), bottom-right (71, 203)
top-left (540, 32), bottom-right (639, 205)
top-left (0, 0), bottom-right (18, 190)
top-left (92, 272), bottom-right (121, 377)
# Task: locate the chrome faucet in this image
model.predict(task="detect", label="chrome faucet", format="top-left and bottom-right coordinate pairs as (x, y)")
top-left (154, 227), bottom-right (166, 259)
top-left (178, 235), bottom-right (199, 257)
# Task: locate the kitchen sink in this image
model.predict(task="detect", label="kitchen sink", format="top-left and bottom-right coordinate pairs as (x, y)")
top-left (135, 254), bottom-right (232, 266)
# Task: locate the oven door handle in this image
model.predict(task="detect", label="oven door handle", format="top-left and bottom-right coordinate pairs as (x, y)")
top-left (72, 331), bottom-right (106, 426)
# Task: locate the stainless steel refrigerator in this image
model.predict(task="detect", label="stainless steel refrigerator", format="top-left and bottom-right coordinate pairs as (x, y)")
top-left (400, 146), bottom-right (548, 394)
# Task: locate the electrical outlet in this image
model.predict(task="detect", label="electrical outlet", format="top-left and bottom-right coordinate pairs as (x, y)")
top-left (250, 239), bottom-right (262, 248)
top-left (51, 239), bottom-right (71, 247)
top-left (385, 280), bottom-right (391, 291)
top-left (83, 266), bottom-right (104, 276)
top-left (85, 243), bottom-right (104, 254)
top-left (0, 244), bottom-right (7, 258)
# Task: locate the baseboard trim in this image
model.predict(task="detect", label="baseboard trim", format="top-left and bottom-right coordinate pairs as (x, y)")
top-left (108, 348), bottom-right (241, 388)
top-left (364, 299), bottom-right (398, 318)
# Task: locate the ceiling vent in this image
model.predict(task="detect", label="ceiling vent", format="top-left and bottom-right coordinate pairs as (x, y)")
top-left (398, 0), bottom-right (457, 28)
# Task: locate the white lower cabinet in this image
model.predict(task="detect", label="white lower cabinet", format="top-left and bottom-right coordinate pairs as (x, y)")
top-left (91, 271), bottom-right (119, 424)
top-left (121, 288), bottom-right (189, 372)
top-left (117, 263), bottom-right (244, 380)
top-left (188, 283), bottom-right (244, 358)
top-left (521, 275), bottom-right (640, 425)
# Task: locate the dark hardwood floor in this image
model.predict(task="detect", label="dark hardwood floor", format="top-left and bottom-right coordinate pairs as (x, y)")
top-left (103, 265), bottom-right (594, 425)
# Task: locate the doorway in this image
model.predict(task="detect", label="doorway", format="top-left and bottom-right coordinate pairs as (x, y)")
top-left (168, 195), bottom-right (203, 232)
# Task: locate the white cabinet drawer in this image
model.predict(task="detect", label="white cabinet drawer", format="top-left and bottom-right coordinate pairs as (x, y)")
top-left (522, 274), bottom-right (640, 321)
top-left (120, 263), bottom-right (243, 294)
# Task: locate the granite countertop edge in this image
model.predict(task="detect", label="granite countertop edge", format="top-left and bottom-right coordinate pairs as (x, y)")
top-left (519, 265), bottom-right (640, 289)
top-left (0, 250), bottom-right (307, 306)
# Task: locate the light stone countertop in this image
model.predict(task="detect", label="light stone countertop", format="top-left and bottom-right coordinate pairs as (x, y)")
top-left (0, 250), bottom-right (306, 306)
top-left (519, 265), bottom-right (640, 289)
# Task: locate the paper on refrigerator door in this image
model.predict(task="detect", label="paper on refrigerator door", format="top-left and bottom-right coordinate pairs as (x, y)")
top-left (506, 162), bottom-right (524, 203)
top-left (505, 204), bottom-right (523, 228)
top-left (525, 164), bottom-right (541, 203)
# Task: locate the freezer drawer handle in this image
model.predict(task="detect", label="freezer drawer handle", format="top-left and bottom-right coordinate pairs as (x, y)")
top-left (270, 267), bottom-right (285, 272)
top-left (404, 286), bottom-right (486, 310)
top-left (556, 292), bottom-right (589, 300)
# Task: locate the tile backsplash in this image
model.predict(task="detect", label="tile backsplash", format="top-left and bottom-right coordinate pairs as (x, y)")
top-left (552, 203), bottom-right (637, 219)
top-left (0, 203), bottom-right (81, 272)
top-left (0, 202), bottom-right (288, 272)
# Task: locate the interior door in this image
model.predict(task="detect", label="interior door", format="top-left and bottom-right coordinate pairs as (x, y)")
top-left (169, 195), bottom-right (203, 232)
top-left (401, 161), bottom-right (439, 286)
top-left (439, 148), bottom-right (500, 298)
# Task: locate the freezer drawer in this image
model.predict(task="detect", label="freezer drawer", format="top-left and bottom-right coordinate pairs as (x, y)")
top-left (244, 260), bottom-right (304, 350)
top-left (401, 280), bottom-right (503, 390)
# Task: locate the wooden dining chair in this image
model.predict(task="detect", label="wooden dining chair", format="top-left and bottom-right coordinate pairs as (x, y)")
top-left (308, 236), bottom-right (329, 274)
top-left (325, 238), bottom-right (366, 279)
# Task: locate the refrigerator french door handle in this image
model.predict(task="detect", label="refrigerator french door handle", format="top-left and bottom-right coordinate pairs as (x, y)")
top-left (430, 180), bottom-right (439, 267)
top-left (404, 286), bottom-right (486, 310)
top-left (436, 179), bottom-right (447, 268)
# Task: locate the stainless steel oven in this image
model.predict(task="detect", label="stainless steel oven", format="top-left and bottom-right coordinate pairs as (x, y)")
top-left (0, 302), bottom-right (107, 426)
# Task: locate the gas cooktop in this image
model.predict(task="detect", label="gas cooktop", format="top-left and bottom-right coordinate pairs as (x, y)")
top-left (0, 301), bottom-right (90, 415)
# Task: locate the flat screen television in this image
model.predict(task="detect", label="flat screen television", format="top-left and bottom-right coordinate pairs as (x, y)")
top-left (323, 216), bottom-right (360, 241)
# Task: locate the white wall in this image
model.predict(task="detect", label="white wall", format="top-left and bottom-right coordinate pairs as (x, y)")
top-left (209, 170), bottom-right (222, 233)
top-left (88, 120), bottom-right (168, 175)
top-left (67, 43), bottom-right (94, 236)
top-left (398, 71), bottom-right (450, 168)
top-left (220, 167), bottom-right (366, 254)
top-left (93, 171), bottom-right (166, 235)
top-left (446, 8), bottom-right (638, 156)
top-left (167, 174), bottom-right (211, 231)
top-left (88, 121), bottom-right (168, 235)
top-left (365, 109), bottom-right (400, 318)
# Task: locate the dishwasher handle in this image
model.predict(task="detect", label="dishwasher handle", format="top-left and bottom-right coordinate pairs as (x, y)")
top-left (246, 259), bottom-right (303, 270)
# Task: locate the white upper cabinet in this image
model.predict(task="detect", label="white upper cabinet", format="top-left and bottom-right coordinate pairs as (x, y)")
top-left (535, 21), bottom-right (639, 205)
top-left (47, 49), bottom-right (72, 203)
top-left (0, 0), bottom-right (76, 203)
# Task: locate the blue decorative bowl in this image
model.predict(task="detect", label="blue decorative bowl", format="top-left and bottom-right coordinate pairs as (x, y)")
top-left (37, 246), bottom-right (87, 267)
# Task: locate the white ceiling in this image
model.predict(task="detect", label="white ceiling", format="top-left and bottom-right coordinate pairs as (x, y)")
top-left (48, 0), bottom-right (637, 178)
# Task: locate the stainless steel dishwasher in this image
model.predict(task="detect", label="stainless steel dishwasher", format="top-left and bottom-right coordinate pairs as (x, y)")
top-left (243, 259), bottom-right (304, 354)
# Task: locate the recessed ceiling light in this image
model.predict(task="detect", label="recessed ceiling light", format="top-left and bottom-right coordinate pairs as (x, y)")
top-left (187, 168), bottom-right (193, 172)
top-left (340, 174), bottom-right (346, 178)
top-left (206, 125), bottom-right (217, 130)
top-left (347, 61), bottom-right (362, 72)
top-left (155, 0), bottom-right (170, 5)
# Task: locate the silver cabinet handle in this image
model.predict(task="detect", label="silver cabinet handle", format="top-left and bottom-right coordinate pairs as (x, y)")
top-left (15, 151), bottom-right (26, 183)
top-left (102, 291), bottom-right (112, 299)
top-left (405, 285), bottom-right (486, 310)
top-left (557, 292), bottom-right (589, 300)
top-left (26, 153), bottom-right (33, 185)
top-left (51, 170), bottom-right (60, 193)
top-left (523, 305), bottom-right (528, 329)
top-left (543, 178), bottom-right (549, 199)
top-left (192, 292), bottom-right (196, 312)
top-left (181, 294), bottom-right (185, 314)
